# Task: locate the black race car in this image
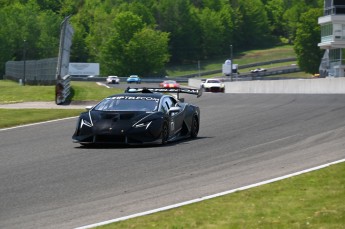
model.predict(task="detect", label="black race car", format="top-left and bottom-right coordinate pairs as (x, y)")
top-left (72, 87), bottom-right (202, 146)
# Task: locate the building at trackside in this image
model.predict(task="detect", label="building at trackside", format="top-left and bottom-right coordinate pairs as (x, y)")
top-left (318, 0), bottom-right (345, 77)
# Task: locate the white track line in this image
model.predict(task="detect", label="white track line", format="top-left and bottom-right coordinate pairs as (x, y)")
top-left (96, 82), bottom-right (111, 88)
top-left (75, 158), bottom-right (345, 229)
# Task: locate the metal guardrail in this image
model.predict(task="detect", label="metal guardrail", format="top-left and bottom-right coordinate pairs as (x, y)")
top-left (4, 57), bottom-right (298, 86)
top-left (232, 65), bottom-right (301, 79)
top-left (71, 76), bottom-right (189, 83)
top-left (70, 58), bottom-right (299, 83)
top-left (71, 61), bottom-right (300, 84)
top-left (215, 66), bottom-right (301, 82)
top-left (174, 58), bottom-right (297, 78)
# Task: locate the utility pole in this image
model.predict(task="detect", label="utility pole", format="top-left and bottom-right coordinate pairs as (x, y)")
top-left (230, 44), bottom-right (233, 81)
top-left (23, 40), bottom-right (27, 86)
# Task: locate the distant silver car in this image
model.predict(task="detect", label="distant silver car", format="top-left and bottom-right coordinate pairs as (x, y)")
top-left (106, 76), bottom-right (120, 84)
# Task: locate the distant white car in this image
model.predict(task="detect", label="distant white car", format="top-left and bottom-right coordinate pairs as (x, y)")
top-left (201, 79), bottom-right (225, 93)
top-left (250, 68), bottom-right (267, 73)
top-left (106, 76), bottom-right (120, 84)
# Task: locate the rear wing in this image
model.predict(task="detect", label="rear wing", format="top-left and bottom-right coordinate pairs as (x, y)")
top-left (125, 87), bottom-right (202, 99)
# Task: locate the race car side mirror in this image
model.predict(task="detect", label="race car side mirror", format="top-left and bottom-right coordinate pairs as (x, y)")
top-left (169, 106), bottom-right (181, 115)
top-left (197, 87), bottom-right (203, 98)
top-left (85, 106), bottom-right (93, 111)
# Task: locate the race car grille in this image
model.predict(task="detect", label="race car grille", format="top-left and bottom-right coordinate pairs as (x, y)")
top-left (100, 113), bottom-right (134, 121)
top-left (210, 87), bottom-right (223, 92)
top-left (120, 113), bottom-right (135, 120)
top-left (95, 135), bottom-right (126, 143)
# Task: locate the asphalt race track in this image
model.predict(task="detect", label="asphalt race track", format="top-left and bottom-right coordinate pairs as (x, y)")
top-left (1, 93), bottom-right (345, 229)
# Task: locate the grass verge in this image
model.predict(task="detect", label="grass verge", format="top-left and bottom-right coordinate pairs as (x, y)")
top-left (70, 81), bottom-right (123, 101)
top-left (0, 109), bottom-right (84, 128)
top-left (98, 162), bottom-right (345, 229)
top-left (0, 80), bottom-right (184, 129)
top-left (0, 80), bottom-right (122, 128)
top-left (0, 80), bottom-right (123, 104)
top-left (0, 80), bottom-right (55, 103)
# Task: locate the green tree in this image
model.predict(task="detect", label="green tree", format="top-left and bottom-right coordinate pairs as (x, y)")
top-left (196, 7), bottom-right (225, 58)
top-left (294, 8), bottom-right (323, 74)
top-left (36, 0), bottom-right (62, 12)
top-left (99, 12), bottom-right (169, 76)
top-left (0, 0), bottom-right (327, 77)
top-left (84, 7), bottom-right (116, 61)
top-left (69, 20), bottom-right (89, 62)
top-left (58, 0), bottom-right (83, 17)
top-left (219, 2), bottom-right (234, 53)
top-left (282, 0), bottom-right (323, 43)
top-left (36, 10), bottom-right (60, 58)
top-left (126, 28), bottom-right (170, 75)
top-left (154, 0), bottom-right (200, 63)
top-left (265, 0), bottom-right (286, 40)
top-left (0, 0), bottom-right (61, 75)
top-left (191, 0), bottom-right (222, 11)
top-left (117, 1), bottom-right (156, 25)
top-left (112, 11), bottom-right (145, 43)
top-left (234, 0), bottom-right (272, 49)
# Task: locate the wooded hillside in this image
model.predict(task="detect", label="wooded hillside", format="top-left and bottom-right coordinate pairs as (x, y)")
top-left (0, 0), bottom-right (323, 76)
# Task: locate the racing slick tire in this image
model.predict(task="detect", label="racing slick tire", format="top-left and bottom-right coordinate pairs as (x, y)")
top-left (190, 115), bottom-right (199, 138)
top-left (161, 122), bottom-right (169, 144)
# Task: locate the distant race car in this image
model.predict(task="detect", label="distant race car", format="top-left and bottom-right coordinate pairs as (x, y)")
top-left (72, 87), bottom-right (202, 146)
top-left (127, 75), bottom-right (141, 84)
top-left (250, 68), bottom-right (267, 73)
top-left (159, 80), bottom-right (180, 89)
top-left (106, 76), bottom-right (120, 84)
top-left (201, 79), bottom-right (225, 93)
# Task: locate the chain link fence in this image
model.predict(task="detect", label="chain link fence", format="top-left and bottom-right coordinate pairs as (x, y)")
top-left (4, 57), bottom-right (57, 85)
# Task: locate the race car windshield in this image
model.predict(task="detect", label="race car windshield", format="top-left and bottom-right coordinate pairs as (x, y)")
top-left (93, 96), bottom-right (159, 111)
top-left (208, 80), bottom-right (220, 83)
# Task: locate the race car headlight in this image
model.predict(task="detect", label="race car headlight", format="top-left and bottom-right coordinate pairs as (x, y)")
top-left (134, 121), bottom-right (152, 129)
top-left (80, 119), bottom-right (93, 128)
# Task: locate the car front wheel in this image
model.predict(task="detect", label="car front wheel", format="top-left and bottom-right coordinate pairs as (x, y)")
top-left (190, 115), bottom-right (199, 138)
top-left (161, 122), bottom-right (169, 144)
